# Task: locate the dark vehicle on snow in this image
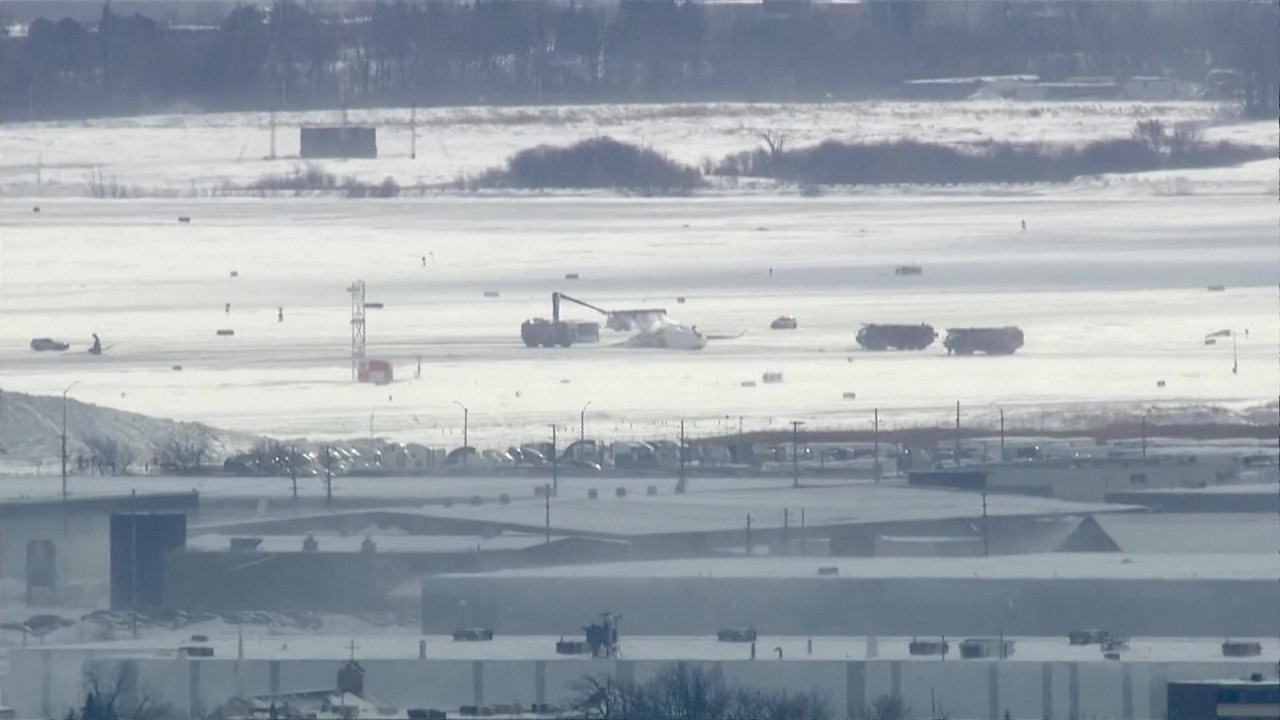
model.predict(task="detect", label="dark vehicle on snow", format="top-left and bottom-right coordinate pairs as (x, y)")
top-left (943, 326), bottom-right (1024, 355)
top-left (30, 338), bottom-right (70, 352)
top-left (856, 324), bottom-right (937, 351)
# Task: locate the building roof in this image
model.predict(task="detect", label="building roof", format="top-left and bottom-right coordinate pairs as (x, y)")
top-left (394, 484), bottom-right (1135, 537)
top-left (1093, 514), bottom-right (1280, 554)
top-left (433, 552), bottom-right (1280, 582)
top-left (186, 532), bottom-right (559, 554)
top-left (33, 634), bottom-right (1280, 666)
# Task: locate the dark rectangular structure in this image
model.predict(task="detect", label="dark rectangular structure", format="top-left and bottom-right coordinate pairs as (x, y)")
top-left (299, 127), bottom-right (377, 159)
top-left (1168, 679), bottom-right (1280, 720)
top-left (907, 470), bottom-right (989, 491)
top-left (110, 513), bottom-right (187, 610)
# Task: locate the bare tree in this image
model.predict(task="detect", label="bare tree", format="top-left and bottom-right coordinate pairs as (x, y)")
top-left (83, 435), bottom-right (136, 475)
top-left (69, 664), bottom-right (176, 720)
top-left (759, 129), bottom-right (789, 157)
top-left (570, 662), bottom-right (828, 720)
top-left (157, 425), bottom-right (212, 475)
top-left (865, 694), bottom-right (910, 720)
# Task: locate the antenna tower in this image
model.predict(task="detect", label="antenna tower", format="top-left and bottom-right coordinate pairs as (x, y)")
top-left (348, 280), bottom-right (366, 380)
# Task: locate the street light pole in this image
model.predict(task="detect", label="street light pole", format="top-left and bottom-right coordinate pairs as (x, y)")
top-left (991, 403), bottom-right (1004, 462)
top-left (453, 401), bottom-right (469, 468)
top-left (61, 381), bottom-right (79, 502)
top-left (580, 401), bottom-right (592, 443)
top-left (1141, 411), bottom-right (1149, 462)
top-left (873, 408), bottom-right (880, 483)
top-left (790, 421), bottom-right (804, 488)
top-left (550, 424), bottom-right (559, 494)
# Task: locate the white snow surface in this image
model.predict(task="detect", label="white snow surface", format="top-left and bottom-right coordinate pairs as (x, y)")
top-left (0, 101), bottom-right (1276, 451)
top-left (1, 101), bottom-right (1273, 195)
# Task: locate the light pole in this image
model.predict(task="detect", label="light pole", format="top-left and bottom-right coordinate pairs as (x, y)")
top-left (61, 381), bottom-right (79, 502)
top-left (1141, 409), bottom-right (1150, 462)
top-left (580, 401), bottom-right (592, 443)
top-left (790, 421), bottom-right (804, 488)
top-left (990, 403), bottom-right (1005, 462)
top-left (550, 424), bottom-right (559, 493)
top-left (453, 401), bottom-right (469, 468)
top-left (872, 408), bottom-right (880, 483)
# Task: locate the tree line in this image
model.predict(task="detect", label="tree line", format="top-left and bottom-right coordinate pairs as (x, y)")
top-left (0, 0), bottom-right (1275, 121)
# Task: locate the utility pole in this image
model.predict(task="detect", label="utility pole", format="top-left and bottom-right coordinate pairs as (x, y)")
top-left (580, 401), bottom-right (592, 443)
top-left (998, 406), bottom-right (1005, 461)
top-left (678, 419), bottom-right (686, 492)
top-left (61, 381), bottom-right (78, 503)
top-left (981, 482), bottom-right (990, 557)
top-left (409, 103), bottom-right (417, 160)
top-left (790, 421), bottom-right (804, 488)
top-left (783, 507), bottom-right (789, 550)
top-left (745, 513), bottom-right (752, 556)
top-left (130, 489), bottom-right (138, 639)
top-left (454, 401), bottom-right (469, 468)
top-left (551, 425), bottom-right (559, 494)
top-left (544, 483), bottom-right (551, 543)
top-left (1141, 412), bottom-right (1148, 461)
top-left (324, 445), bottom-right (332, 504)
top-left (873, 408), bottom-right (880, 483)
top-left (954, 401), bottom-right (962, 468)
top-left (290, 444), bottom-right (297, 500)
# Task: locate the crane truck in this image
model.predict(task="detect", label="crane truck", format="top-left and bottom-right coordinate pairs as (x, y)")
top-left (521, 292), bottom-right (667, 348)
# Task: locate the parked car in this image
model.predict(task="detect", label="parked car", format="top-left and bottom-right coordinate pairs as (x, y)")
top-left (30, 338), bottom-right (69, 352)
top-left (770, 315), bottom-right (798, 330)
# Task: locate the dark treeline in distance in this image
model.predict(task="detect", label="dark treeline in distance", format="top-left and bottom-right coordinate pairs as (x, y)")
top-left (0, 0), bottom-right (1275, 121)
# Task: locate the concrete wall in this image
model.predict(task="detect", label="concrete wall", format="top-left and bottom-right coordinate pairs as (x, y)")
top-left (7, 651), bottom-right (1275, 720)
top-left (421, 576), bottom-right (1280, 638)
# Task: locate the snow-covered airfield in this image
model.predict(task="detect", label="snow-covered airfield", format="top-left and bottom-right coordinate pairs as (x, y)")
top-left (0, 101), bottom-right (1276, 446)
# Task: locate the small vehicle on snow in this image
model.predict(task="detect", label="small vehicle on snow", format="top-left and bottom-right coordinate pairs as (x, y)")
top-left (770, 315), bottom-right (798, 330)
top-left (30, 338), bottom-right (69, 352)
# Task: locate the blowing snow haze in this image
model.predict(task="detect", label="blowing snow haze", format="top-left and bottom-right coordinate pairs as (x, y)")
top-left (0, 2), bottom-right (1278, 720)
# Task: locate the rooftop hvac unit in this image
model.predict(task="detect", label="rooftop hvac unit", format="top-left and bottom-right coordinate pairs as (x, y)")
top-left (407, 711), bottom-right (446, 720)
top-left (555, 640), bottom-right (589, 655)
top-left (960, 638), bottom-right (1015, 660)
top-left (717, 628), bottom-right (758, 643)
top-left (1101, 636), bottom-right (1130, 653)
top-left (1068, 629), bottom-right (1110, 646)
top-left (1223, 640), bottom-right (1263, 657)
top-left (909, 638), bottom-right (949, 657)
top-left (180, 644), bottom-right (214, 658)
top-left (453, 628), bottom-right (494, 642)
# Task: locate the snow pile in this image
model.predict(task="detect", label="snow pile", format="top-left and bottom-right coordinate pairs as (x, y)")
top-left (0, 391), bottom-right (257, 473)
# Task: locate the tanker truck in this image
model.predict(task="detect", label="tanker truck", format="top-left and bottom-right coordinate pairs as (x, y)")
top-left (943, 327), bottom-right (1025, 355)
top-left (855, 323), bottom-right (937, 351)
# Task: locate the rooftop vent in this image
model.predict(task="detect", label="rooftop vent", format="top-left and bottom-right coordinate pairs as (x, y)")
top-left (908, 638), bottom-right (949, 657)
top-left (453, 628), bottom-right (494, 642)
top-left (1223, 640), bottom-right (1263, 657)
top-left (718, 628), bottom-right (758, 643)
